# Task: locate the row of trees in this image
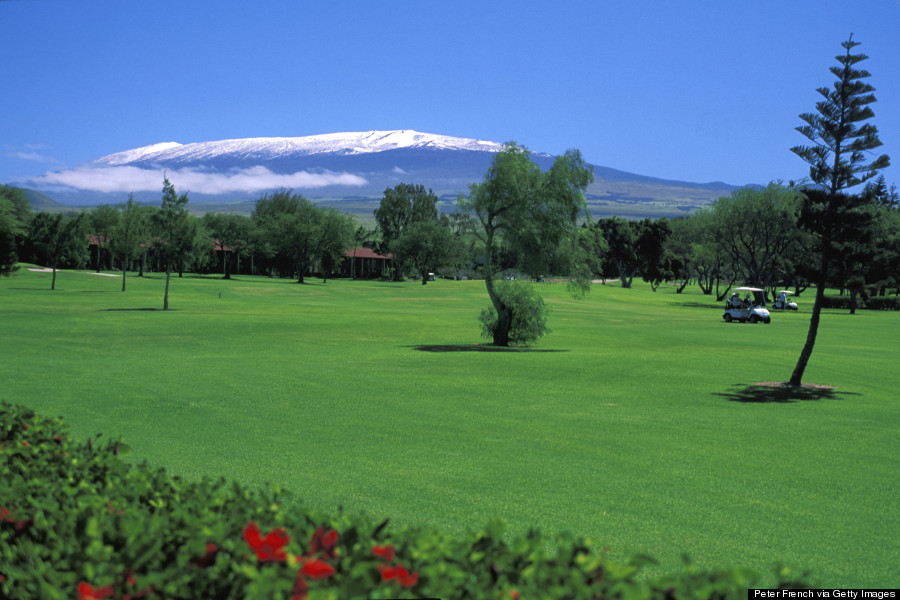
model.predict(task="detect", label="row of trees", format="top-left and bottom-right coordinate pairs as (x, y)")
top-left (594, 177), bottom-right (899, 304)
top-left (0, 180), bottom-right (359, 303)
top-left (1, 36), bottom-right (893, 384)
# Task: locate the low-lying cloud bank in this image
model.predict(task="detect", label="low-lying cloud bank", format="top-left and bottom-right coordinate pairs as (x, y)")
top-left (33, 165), bottom-right (368, 194)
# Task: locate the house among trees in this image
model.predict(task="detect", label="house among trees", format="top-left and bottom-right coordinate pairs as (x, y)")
top-left (342, 247), bottom-right (392, 279)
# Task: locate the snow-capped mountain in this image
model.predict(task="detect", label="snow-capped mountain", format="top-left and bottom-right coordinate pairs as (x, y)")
top-left (31, 130), bottom-right (739, 218)
top-left (91, 130), bottom-right (508, 167)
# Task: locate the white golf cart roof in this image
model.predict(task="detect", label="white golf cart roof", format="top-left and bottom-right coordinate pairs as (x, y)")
top-left (777, 290), bottom-right (795, 295)
top-left (734, 287), bottom-right (764, 292)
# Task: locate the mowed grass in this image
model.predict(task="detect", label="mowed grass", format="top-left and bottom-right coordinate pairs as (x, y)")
top-left (1, 267), bottom-right (897, 587)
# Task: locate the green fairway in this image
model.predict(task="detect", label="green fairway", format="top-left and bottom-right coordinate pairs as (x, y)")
top-left (1, 267), bottom-right (897, 587)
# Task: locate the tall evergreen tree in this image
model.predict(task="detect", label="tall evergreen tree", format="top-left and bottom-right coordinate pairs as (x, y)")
top-left (789, 35), bottom-right (890, 386)
top-left (153, 176), bottom-right (190, 309)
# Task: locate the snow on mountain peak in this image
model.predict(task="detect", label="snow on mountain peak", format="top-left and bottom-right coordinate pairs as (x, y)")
top-left (92, 130), bottom-right (506, 166)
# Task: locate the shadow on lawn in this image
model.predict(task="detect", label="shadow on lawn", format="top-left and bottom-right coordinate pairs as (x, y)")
top-left (678, 301), bottom-right (723, 310)
top-left (715, 382), bottom-right (859, 403)
top-left (100, 308), bottom-right (169, 312)
top-left (409, 344), bottom-right (568, 353)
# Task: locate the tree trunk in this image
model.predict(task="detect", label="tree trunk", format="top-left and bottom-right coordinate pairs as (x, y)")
top-left (121, 264), bottom-right (127, 292)
top-left (482, 232), bottom-right (511, 346)
top-left (789, 281), bottom-right (825, 386)
top-left (492, 305), bottom-right (511, 346)
top-left (790, 242), bottom-right (830, 386)
top-left (164, 263), bottom-right (171, 310)
top-left (51, 264), bottom-right (57, 290)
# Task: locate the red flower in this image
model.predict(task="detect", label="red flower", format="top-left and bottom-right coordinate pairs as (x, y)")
top-left (301, 557), bottom-right (336, 580)
top-left (378, 563), bottom-right (418, 587)
top-left (372, 544), bottom-right (396, 562)
top-left (53, 435), bottom-right (63, 444)
top-left (190, 543), bottom-right (219, 568)
top-left (243, 521), bottom-right (290, 562)
top-left (21, 441), bottom-right (28, 448)
top-left (291, 571), bottom-right (309, 600)
top-left (509, 589), bottom-right (521, 599)
top-left (78, 581), bottom-right (114, 600)
top-left (308, 526), bottom-right (338, 559)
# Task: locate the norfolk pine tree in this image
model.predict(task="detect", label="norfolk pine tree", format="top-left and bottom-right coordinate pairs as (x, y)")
top-left (154, 176), bottom-right (190, 309)
top-left (789, 35), bottom-right (890, 386)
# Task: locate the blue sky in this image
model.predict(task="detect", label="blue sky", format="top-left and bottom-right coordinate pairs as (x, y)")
top-left (2, 0), bottom-right (898, 193)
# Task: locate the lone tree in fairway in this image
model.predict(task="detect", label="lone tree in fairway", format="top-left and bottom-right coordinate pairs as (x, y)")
top-left (459, 143), bottom-right (594, 346)
top-left (789, 35), bottom-right (890, 386)
top-left (153, 176), bottom-right (190, 310)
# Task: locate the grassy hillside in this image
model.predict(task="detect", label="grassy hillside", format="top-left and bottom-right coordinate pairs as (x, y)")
top-left (0, 267), bottom-right (896, 587)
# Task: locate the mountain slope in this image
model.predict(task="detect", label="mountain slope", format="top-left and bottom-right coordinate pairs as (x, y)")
top-left (35, 130), bottom-right (740, 218)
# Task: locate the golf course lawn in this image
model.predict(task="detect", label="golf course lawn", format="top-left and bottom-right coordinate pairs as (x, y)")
top-left (1, 266), bottom-right (897, 588)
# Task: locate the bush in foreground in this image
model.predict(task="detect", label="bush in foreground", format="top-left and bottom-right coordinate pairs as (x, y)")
top-left (1, 403), bottom-right (811, 599)
top-left (479, 281), bottom-right (550, 346)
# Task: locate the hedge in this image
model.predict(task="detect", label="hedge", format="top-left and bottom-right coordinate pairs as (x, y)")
top-left (1, 402), bottom-right (812, 599)
top-left (819, 295), bottom-right (900, 310)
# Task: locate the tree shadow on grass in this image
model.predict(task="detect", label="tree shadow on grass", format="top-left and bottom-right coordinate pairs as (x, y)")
top-left (408, 344), bottom-right (568, 353)
top-left (678, 301), bottom-right (723, 310)
top-left (714, 382), bottom-right (859, 403)
top-left (100, 308), bottom-right (168, 312)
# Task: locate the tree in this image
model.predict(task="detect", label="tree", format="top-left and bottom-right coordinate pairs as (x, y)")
top-left (789, 35), bottom-right (890, 386)
top-left (315, 208), bottom-right (354, 283)
top-left (635, 217), bottom-right (675, 292)
top-left (595, 217), bottom-right (639, 287)
top-left (89, 204), bottom-right (120, 272)
top-left (390, 219), bottom-right (456, 285)
top-left (252, 190), bottom-right (349, 283)
top-left (0, 186), bottom-right (30, 280)
top-left (110, 194), bottom-right (150, 291)
top-left (152, 176), bottom-right (191, 309)
top-left (28, 212), bottom-right (89, 290)
top-left (708, 183), bottom-right (802, 295)
top-left (459, 143), bottom-right (593, 346)
top-left (203, 213), bottom-right (252, 279)
top-left (374, 183), bottom-right (440, 280)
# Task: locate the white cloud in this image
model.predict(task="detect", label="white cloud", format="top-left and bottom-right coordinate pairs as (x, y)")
top-left (8, 151), bottom-right (54, 163)
top-left (33, 165), bottom-right (368, 194)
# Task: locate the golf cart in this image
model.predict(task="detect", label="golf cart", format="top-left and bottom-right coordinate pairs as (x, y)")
top-left (772, 290), bottom-right (798, 310)
top-left (723, 287), bottom-right (771, 324)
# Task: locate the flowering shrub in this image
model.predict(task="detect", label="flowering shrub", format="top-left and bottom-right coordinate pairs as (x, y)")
top-left (0, 402), bottom-right (812, 598)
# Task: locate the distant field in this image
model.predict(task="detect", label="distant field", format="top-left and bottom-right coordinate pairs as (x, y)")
top-left (1, 267), bottom-right (897, 587)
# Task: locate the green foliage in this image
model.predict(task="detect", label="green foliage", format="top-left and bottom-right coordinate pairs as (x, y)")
top-left (791, 35), bottom-right (889, 194)
top-left (708, 183), bottom-right (802, 290)
top-left (0, 186), bottom-right (31, 279)
top-left (0, 402), bottom-right (811, 599)
top-left (390, 219), bottom-right (457, 285)
top-left (375, 183), bottom-right (440, 280)
top-left (252, 190), bottom-right (353, 283)
top-left (460, 143), bottom-right (593, 345)
top-left (26, 211), bottom-right (89, 288)
top-left (478, 280), bottom-right (549, 346)
top-left (789, 35), bottom-right (891, 386)
top-left (1, 272), bottom-right (897, 587)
